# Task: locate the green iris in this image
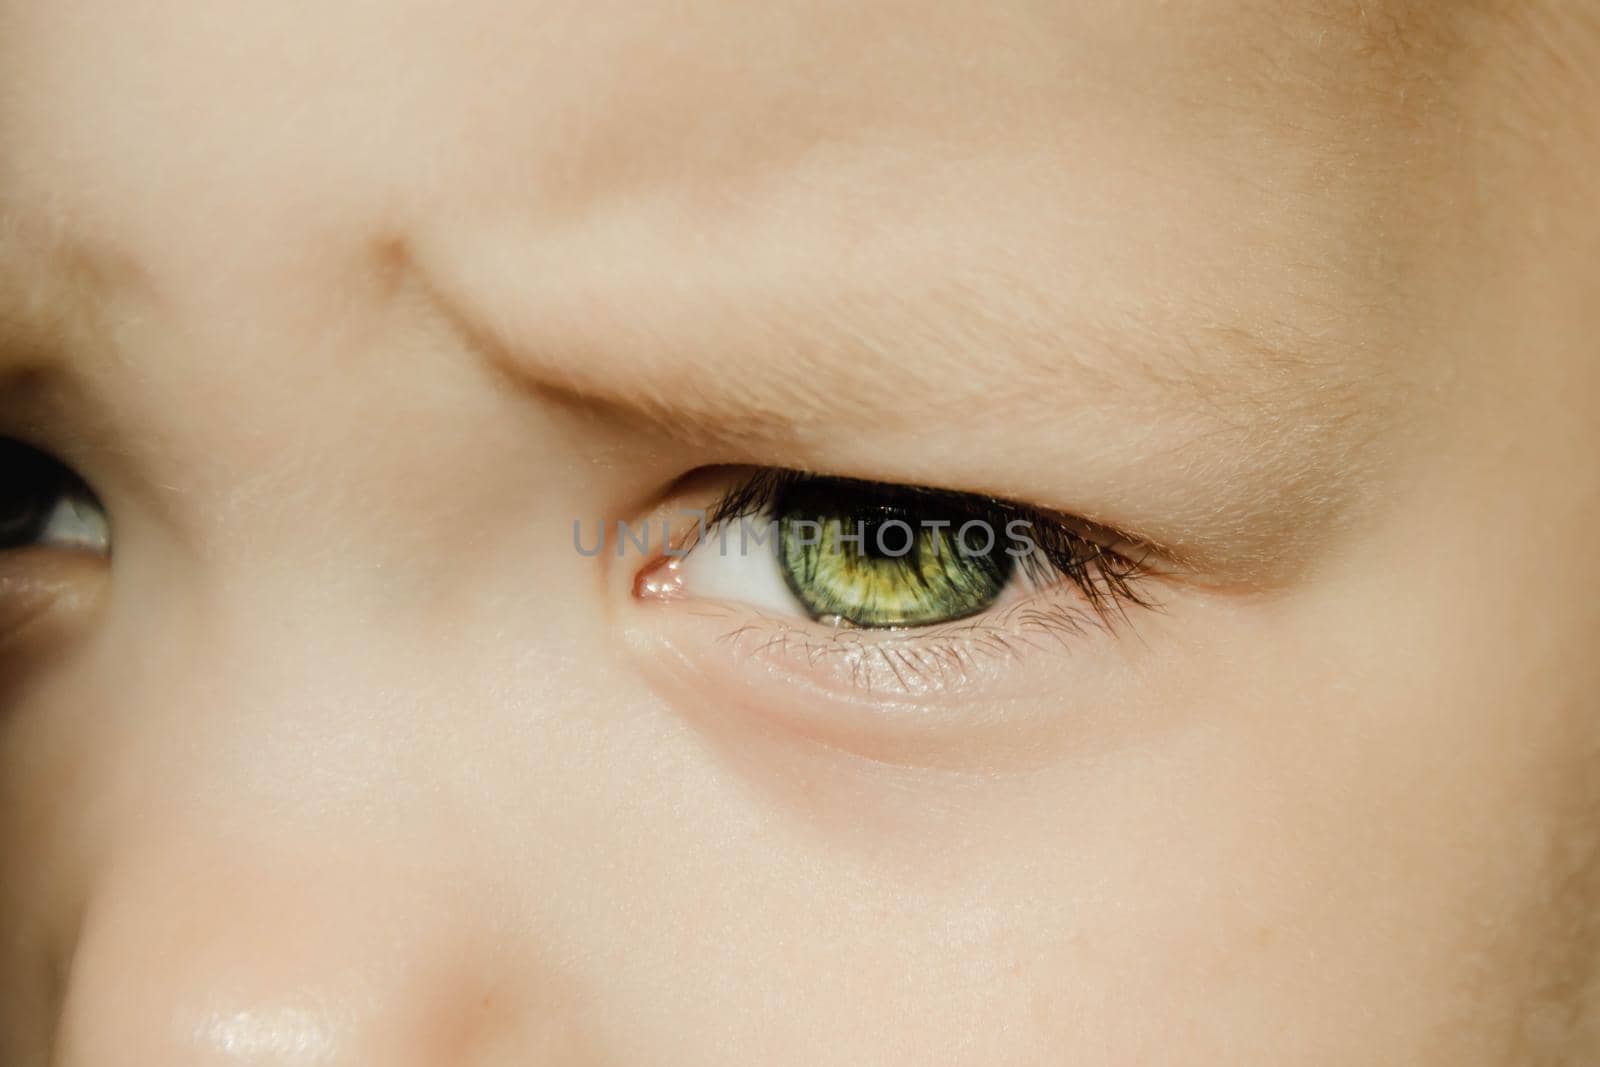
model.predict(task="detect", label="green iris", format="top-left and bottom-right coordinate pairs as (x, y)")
top-left (774, 479), bottom-right (1014, 628)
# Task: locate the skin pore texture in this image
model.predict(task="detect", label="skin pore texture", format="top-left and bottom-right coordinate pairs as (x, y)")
top-left (0, 0), bottom-right (1598, 1063)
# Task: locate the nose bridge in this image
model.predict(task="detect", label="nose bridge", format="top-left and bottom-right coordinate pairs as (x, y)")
top-left (44, 585), bottom-right (598, 1066)
top-left (153, 477), bottom-right (590, 718)
top-left (55, 842), bottom-right (408, 1065)
top-left (50, 815), bottom-right (594, 1067)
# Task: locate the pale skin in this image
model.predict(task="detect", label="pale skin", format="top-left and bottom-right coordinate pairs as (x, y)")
top-left (0, 0), bottom-right (1597, 1063)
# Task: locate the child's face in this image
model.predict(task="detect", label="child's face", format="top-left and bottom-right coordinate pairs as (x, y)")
top-left (2, 1), bottom-right (1597, 1063)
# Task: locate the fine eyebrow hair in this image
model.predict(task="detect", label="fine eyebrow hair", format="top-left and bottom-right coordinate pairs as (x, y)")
top-left (0, 214), bottom-right (109, 373)
top-left (0, 212), bottom-right (159, 460)
top-left (0, 205), bottom-right (175, 417)
top-left (428, 243), bottom-right (1387, 462)
top-left (0, 198), bottom-right (1374, 437)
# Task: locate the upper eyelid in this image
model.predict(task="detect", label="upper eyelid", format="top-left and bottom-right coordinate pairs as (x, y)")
top-left (705, 468), bottom-right (1132, 538)
top-left (700, 468), bottom-right (1163, 574)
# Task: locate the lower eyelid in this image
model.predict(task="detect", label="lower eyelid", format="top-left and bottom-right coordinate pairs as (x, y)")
top-left (621, 590), bottom-right (1136, 773)
top-left (637, 573), bottom-right (1122, 696)
top-left (0, 549), bottom-right (108, 652)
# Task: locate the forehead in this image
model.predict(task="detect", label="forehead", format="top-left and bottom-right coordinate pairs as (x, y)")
top-left (0, 0), bottom-right (1478, 410)
top-left (0, 0), bottom-right (1466, 228)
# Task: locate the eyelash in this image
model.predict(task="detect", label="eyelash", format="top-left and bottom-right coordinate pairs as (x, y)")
top-left (697, 468), bottom-right (1158, 627)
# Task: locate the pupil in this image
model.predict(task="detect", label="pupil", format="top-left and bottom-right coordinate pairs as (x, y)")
top-left (853, 514), bottom-right (913, 562)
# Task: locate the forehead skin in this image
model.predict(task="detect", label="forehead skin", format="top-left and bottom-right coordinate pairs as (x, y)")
top-left (0, 0), bottom-right (1566, 562)
top-left (0, 1), bottom-right (1599, 1065)
top-left (1, 0), bottom-right (1476, 362)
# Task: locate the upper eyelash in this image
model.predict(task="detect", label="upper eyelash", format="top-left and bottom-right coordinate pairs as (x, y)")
top-left (701, 468), bottom-right (1159, 624)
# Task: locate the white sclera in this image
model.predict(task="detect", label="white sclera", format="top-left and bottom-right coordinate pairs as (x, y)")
top-left (675, 518), bottom-right (804, 617)
top-left (39, 492), bottom-right (112, 554)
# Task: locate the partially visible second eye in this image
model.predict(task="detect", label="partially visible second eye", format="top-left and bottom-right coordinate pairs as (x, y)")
top-left (0, 439), bottom-right (111, 556)
top-left (654, 470), bottom-right (1150, 631)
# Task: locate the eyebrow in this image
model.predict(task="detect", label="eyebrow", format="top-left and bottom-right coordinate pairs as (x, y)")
top-left (425, 239), bottom-right (1376, 447)
top-left (2, 208), bottom-right (1395, 581)
top-left (0, 207), bottom-right (170, 397)
top-left (0, 217), bottom-right (93, 371)
top-left (420, 228), bottom-right (1387, 457)
top-left (414, 234), bottom-right (1397, 580)
top-left (3, 211), bottom-right (1381, 445)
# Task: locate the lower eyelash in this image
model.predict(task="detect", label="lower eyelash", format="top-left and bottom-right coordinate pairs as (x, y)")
top-left (703, 589), bottom-right (1138, 695)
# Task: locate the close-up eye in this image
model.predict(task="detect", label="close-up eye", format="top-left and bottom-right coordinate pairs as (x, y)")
top-left (639, 469), bottom-right (1154, 634)
top-left (0, 438), bottom-right (111, 557)
top-left (623, 469), bottom-right (1174, 764)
